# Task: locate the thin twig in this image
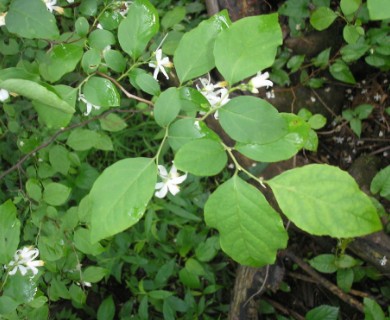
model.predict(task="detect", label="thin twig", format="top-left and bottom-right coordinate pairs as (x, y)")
top-left (284, 250), bottom-right (365, 313)
top-left (0, 109), bottom-right (134, 181)
top-left (243, 265), bottom-right (270, 307)
top-left (96, 71), bottom-right (154, 106)
top-left (263, 297), bottom-right (305, 320)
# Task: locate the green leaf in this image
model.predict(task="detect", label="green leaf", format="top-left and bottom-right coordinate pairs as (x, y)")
top-left (343, 25), bottom-right (364, 44)
top-left (97, 296), bottom-right (115, 320)
top-left (268, 164), bottom-right (382, 237)
top-left (235, 137), bottom-right (299, 163)
top-left (308, 114), bottom-right (327, 129)
top-left (162, 6), bottom-right (186, 30)
top-left (89, 158), bottom-right (157, 243)
top-left (310, 7), bottom-right (337, 31)
top-left (88, 29), bottom-right (116, 51)
top-left (136, 73), bottom-right (160, 96)
top-left (174, 139), bottom-right (227, 176)
top-left (100, 113), bottom-right (128, 132)
top-left (103, 49), bottom-right (127, 73)
top-left (83, 76), bottom-right (120, 108)
top-left (39, 44), bottom-right (83, 82)
top-left (82, 49), bottom-right (102, 74)
top-left (154, 87), bottom-right (181, 127)
top-left (341, 0), bottom-right (361, 16)
top-left (287, 55), bottom-right (305, 73)
top-left (67, 128), bottom-right (99, 151)
top-left (0, 296), bottom-right (19, 315)
top-left (306, 305), bottom-right (339, 320)
top-left (367, 0), bottom-right (390, 20)
top-left (168, 118), bottom-right (205, 151)
top-left (340, 43), bottom-right (370, 62)
top-left (204, 175), bottom-right (288, 266)
top-left (118, 0), bottom-right (159, 59)
top-left (82, 266), bottom-right (108, 283)
top-left (33, 85), bottom-right (75, 129)
top-left (49, 145), bottom-right (70, 175)
top-left (350, 118), bottom-right (362, 137)
top-left (337, 268), bottom-right (354, 292)
top-left (75, 16), bottom-right (89, 37)
top-left (43, 183), bottom-right (71, 206)
top-left (0, 200), bottom-right (20, 265)
top-left (355, 104), bottom-right (374, 119)
top-left (309, 254), bottom-right (338, 273)
top-left (174, 10), bottom-right (231, 83)
top-left (5, 0), bottom-right (59, 39)
top-left (312, 48), bottom-right (331, 68)
top-left (329, 60), bottom-right (356, 84)
top-left (219, 96), bottom-right (287, 144)
top-left (364, 298), bottom-right (386, 320)
top-left (73, 228), bottom-right (105, 255)
top-left (26, 178), bottom-right (42, 202)
top-left (214, 13), bottom-right (282, 84)
top-left (370, 165), bottom-right (390, 199)
top-left (0, 79), bottom-right (75, 114)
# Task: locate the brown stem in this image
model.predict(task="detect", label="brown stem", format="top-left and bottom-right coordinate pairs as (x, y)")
top-left (96, 71), bottom-right (154, 106)
top-left (283, 250), bottom-right (365, 313)
top-left (0, 109), bottom-right (136, 181)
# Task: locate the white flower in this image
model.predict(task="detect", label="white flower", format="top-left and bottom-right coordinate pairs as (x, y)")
top-left (380, 256), bottom-right (387, 266)
top-left (0, 88), bottom-right (10, 101)
top-left (118, 1), bottom-right (132, 17)
top-left (149, 49), bottom-right (173, 80)
top-left (155, 164), bottom-right (187, 198)
top-left (43, 0), bottom-right (64, 14)
top-left (78, 93), bottom-right (101, 116)
top-left (248, 72), bottom-right (273, 94)
top-left (0, 12), bottom-right (7, 27)
top-left (196, 77), bottom-right (230, 119)
top-left (7, 246), bottom-right (44, 276)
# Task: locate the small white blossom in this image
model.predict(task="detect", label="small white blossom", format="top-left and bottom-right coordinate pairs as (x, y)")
top-left (78, 93), bottom-right (101, 116)
top-left (6, 246), bottom-right (44, 276)
top-left (266, 90), bottom-right (275, 99)
top-left (97, 23), bottom-right (103, 29)
top-left (310, 96), bottom-right (316, 103)
top-left (149, 49), bottom-right (173, 80)
top-left (155, 164), bottom-right (187, 198)
top-left (333, 136), bottom-right (344, 144)
top-left (196, 77), bottom-right (230, 119)
top-left (380, 256), bottom-right (387, 266)
top-left (0, 12), bottom-right (6, 27)
top-left (0, 88), bottom-right (10, 101)
top-left (248, 72), bottom-right (273, 94)
top-left (374, 93), bottom-right (382, 102)
top-left (118, 1), bottom-right (132, 16)
top-left (43, 0), bottom-right (64, 14)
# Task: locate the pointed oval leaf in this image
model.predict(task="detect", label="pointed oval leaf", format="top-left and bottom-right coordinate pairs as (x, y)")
top-left (310, 7), bottom-right (337, 31)
top-left (268, 164), bottom-right (382, 238)
top-left (204, 176), bottom-right (288, 266)
top-left (5, 0), bottom-right (59, 40)
top-left (168, 118), bottom-right (205, 151)
top-left (174, 10), bottom-right (231, 83)
top-left (83, 76), bottom-right (120, 107)
top-left (89, 158), bottom-right (157, 243)
top-left (154, 87), bottom-right (181, 127)
top-left (219, 96), bottom-right (287, 144)
top-left (0, 200), bottom-right (20, 264)
top-left (174, 139), bottom-right (227, 176)
top-left (118, 0), bottom-right (159, 59)
top-left (39, 44), bottom-right (83, 82)
top-left (0, 79), bottom-right (75, 114)
top-left (214, 13), bottom-right (282, 85)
